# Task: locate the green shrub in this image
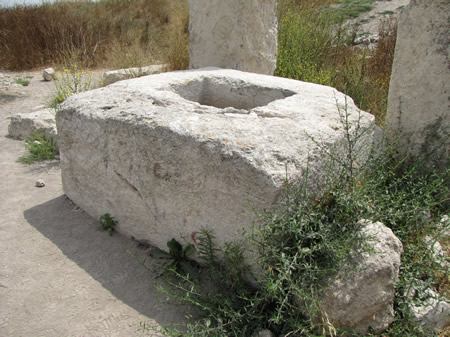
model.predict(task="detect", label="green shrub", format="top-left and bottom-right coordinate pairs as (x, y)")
top-left (149, 238), bottom-right (198, 279)
top-left (275, 9), bottom-right (336, 86)
top-left (100, 213), bottom-right (118, 235)
top-left (18, 134), bottom-right (57, 164)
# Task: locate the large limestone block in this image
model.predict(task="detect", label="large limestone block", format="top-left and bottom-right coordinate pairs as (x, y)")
top-left (386, 0), bottom-right (449, 170)
top-left (189, 0), bottom-right (278, 75)
top-left (57, 68), bottom-right (375, 251)
top-left (321, 220), bottom-right (403, 334)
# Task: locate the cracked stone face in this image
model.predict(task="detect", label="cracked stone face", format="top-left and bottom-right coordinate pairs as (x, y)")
top-left (57, 68), bottom-right (376, 252)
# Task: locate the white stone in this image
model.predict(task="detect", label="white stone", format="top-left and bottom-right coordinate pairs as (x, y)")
top-left (386, 0), bottom-right (449, 171)
top-left (56, 68), bottom-right (376, 253)
top-left (102, 65), bottom-right (167, 86)
top-left (321, 220), bottom-right (403, 334)
top-left (43, 68), bottom-right (55, 81)
top-left (189, 0), bottom-right (278, 75)
top-left (406, 282), bottom-right (450, 332)
top-left (35, 179), bottom-right (45, 187)
top-left (251, 329), bottom-right (274, 337)
top-left (439, 215), bottom-right (449, 236)
top-left (8, 108), bottom-right (57, 143)
top-left (424, 235), bottom-right (448, 269)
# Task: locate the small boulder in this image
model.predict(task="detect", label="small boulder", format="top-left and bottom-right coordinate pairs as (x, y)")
top-left (406, 282), bottom-right (450, 332)
top-left (43, 68), bottom-right (55, 81)
top-left (321, 220), bottom-right (403, 334)
top-left (8, 108), bottom-right (57, 144)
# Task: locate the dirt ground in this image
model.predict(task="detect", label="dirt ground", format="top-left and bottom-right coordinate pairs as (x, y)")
top-left (0, 71), bottom-right (188, 337)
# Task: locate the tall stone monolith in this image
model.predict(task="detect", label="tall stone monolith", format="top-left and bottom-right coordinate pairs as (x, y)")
top-left (385, 0), bottom-right (449, 170)
top-left (188, 0), bottom-right (278, 75)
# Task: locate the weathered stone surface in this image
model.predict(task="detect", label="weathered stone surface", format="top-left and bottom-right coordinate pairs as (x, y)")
top-left (43, 68), bottom-right (55, 81)
top-left (102, 65), bottom-right (167, 86)
top-left (321, 220), bottom-right (403, 334)
top-left (386, 0), bottom-right (449, 171)
top-left (57, 68), bottom-right (376, 252)
top-left (189, 0), bottom-right (278, 75)
top-left (406, 280), bottom-right (450, 332)
top-left (8, 108), bottom-right (56, 142)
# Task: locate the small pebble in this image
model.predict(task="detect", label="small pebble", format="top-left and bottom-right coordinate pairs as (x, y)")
top-left (35, 179), bottom-right (45, 187)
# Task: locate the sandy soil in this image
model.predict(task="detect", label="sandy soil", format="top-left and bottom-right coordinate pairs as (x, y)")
top-left (0, 71), bottom-right (187, 337)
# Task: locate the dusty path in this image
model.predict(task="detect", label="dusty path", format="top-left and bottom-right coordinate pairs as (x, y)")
top-left (0, 71), bottom-right (187, 337)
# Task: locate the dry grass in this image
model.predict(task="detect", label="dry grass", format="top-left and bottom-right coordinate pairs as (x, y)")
top-left (0, 0), bottom-right (188, 71)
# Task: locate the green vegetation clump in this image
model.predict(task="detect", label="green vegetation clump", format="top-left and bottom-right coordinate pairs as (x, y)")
top-left (378, 10), bottom-right (395, 15)
top-left (14, 77), bottom-right (30, 86)
top-left (18, 134), bottom-right (57, 164)
top-left (100, 213), bottom-right (118, 235)
top-left (275, 9), bottom-right (337, 86)
top-left (149, 238), bottom-right (198, 279)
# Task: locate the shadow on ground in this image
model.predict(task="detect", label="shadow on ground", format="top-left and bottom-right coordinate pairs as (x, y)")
top-left (24, 195), bottom-right (189, 327)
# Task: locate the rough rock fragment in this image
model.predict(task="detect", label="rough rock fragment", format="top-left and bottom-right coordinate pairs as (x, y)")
top-left (43, 68), bottom-right (55, 81)
top-left (8, 108), bottom-right (57, 142)
top-left (321, 220), bottom-right (403, 334)
top-left (407, 283), bottom-right (450, 332)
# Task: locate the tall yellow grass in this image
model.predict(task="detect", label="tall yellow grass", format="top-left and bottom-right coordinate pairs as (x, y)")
top-left (0, 0), bottom-right (189, 70)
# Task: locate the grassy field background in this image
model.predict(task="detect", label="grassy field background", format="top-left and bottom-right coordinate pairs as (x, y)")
top-left (0, 0), bottom-right (189, 71)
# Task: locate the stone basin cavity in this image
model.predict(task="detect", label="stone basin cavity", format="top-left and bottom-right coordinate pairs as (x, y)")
top-left (57, 68), bottom-right (376, 254)
top-left (171, 76), bottom-right (296, 110)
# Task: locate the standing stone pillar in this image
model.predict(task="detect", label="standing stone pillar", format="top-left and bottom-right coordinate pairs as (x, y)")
top-left (385, 0), bottom-right (449, 170)
top-left (188, 0), bottom-right (278, 75)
